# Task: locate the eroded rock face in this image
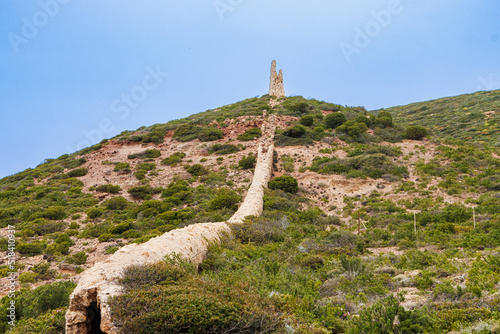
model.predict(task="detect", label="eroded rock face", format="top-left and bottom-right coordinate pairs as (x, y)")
top-left (65, 114), bottom-right (276, 334)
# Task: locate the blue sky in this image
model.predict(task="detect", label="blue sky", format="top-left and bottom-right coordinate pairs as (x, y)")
top-left (0, 0), bottom-right (499, 178)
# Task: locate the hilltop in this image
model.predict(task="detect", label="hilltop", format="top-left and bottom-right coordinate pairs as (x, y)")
top-left (0, 91), bottom-right (499, 333)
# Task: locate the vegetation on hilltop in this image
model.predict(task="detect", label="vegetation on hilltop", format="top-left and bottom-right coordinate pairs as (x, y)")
top-left (379, 89), bottom-right (500, 147)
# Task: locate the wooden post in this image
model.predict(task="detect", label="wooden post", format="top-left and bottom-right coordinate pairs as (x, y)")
top-left (473, 208), bottom-right (476, 229)
top-left (414, 212), bottom-right (417, 236)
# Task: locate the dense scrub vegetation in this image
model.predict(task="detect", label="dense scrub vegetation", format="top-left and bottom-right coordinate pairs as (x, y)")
top-left (0, 91), bottom-right (499, 333)
top-left (382, 89), bottom-right (500, 146)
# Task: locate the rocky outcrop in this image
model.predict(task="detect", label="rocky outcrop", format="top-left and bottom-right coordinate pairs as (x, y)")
top-left (65, 114), bottom-right (277, 334)
top-left (269, 60), bottom-right (285, 97)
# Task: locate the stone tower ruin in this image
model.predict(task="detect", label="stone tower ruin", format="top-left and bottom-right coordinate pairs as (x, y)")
top-left (269, 60), bottom-right (285, 97)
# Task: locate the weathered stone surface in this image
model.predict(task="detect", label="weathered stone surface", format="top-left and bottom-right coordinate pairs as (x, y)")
top-left (65, 113), bottom-right (277, 334)
top-left (269, 60), bottom-right (285, 97)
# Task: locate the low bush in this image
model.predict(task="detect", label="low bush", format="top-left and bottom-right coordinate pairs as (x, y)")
top-left (346, 295), bottom-right (431, 333)
top-left (109, 275), bottom-right (284, 334)
top-left (67, 168), bottom-right (88, 177)
top-left (325, 112), bottom-right (347, 129)
top-left (42, 206), bottom-right (67, 220)
top-left (173, 124), bottom-right (201, 142)
top-left (128, 186), bottom-right (161, 200)
top-left (208, 143), bottom-right (240, 155)
top-left (210, 190), bottom-right (241, 210)
top-left (128, 149), bottom-right (161, 159)
top-left (406, 125), bottom-right (429, 140)
top-left (268, 175), bottom-right (298, 194)
top-left (198, 127), bottom-right (224, 142)
top-left (114, 162), bottom-right (131, 173)
top-left (119, 262), bottom-right (190, 292)
top-left (95, 184), bottom-right (121, 193)
top-left (104, 196), bottom-right (130, 210)
top-left (161, 152), bottom-right (186, 166)
top-left (283, 125), bottom-right (306, 138)
top-left (310, 154), bottom-right (408, 180)
top-left (18, 242), bottom-right (46, 256)
top-left (238, 154), bottom-right (256, 169)
top-left (237, 128), bottom-right (262, 141)
top-left (86, 207), bottom-right (103, 219)
top-left (300, 115), bottom-right (315, 126)
top-left (108, 221), bottom-right (132, 235)
top-left (186, 164), bottom-right (209, 177)
top-left (376, 111), bottom-right (393, 127)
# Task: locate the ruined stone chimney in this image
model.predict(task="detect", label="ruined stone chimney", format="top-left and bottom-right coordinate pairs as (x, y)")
top-left (269, 60), bottom-right (285, 97)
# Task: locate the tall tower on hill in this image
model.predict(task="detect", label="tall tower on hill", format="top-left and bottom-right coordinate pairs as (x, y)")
top-left (269, 60), bottom-right (285, 97)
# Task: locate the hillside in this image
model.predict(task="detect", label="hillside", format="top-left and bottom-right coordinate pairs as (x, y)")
top-left (0, 92), bottom-right (499, 333)
top-left (379, 89), bottom-right (500, 147)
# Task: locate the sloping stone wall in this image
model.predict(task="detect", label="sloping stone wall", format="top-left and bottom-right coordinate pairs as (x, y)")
top-left (65, 114), bottom-right (276, 334)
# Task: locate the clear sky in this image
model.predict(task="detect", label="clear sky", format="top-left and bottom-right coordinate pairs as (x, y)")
top-left (0, 0), bottom-right (499, 178)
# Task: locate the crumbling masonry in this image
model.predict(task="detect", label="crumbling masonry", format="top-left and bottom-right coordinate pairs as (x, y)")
top-left (269, 60), bottom-right (285, 97)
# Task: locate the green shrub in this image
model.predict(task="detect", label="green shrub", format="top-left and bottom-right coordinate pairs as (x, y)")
top-left (136, 163), bottom-right (156, 171)
top-left (238, 154), bottom-right (256, 169)
top-left (19, 271), bottom-right (38, 284)
top-left (237, 128), bottom-right (262, 141)
top-left (187, 164), bottom-right (209, 176)
top-left (173, 124), bottom-right (201, 142)
top-left (376, 111), bottom-right (393, 127)
top-left (287, 101), bottom-right (310, 114)
top-left (310, 154), bottom-right (408, 180)
top-left (108, 221), bottom-right (132, 235)
top-left (346, 295), bottom-right (431, 334)
top-left (86, 207), bottom-right (103, 219)
top-left (300, 255), bottom-right (324, 269)
top-left (161, 152), bottom-right (186, 166)
top-left (68, 251), bottom-right (87, 265)
top-left (325, 112), bottom-right (347, 129)
top-left (355, 115), bottom-right (371, 126)
top-left (32, 219), bottom-right (66, 235)
top-left (114, 162), bottom-right (131, 173)
top-left (109, 276), bottom-right (284, 334)
top-left (283, 125), bottom-right (306, 138)
top-left (128, 186), bottom-right (161, 200)
top-left (67, 168), bottom-right (88, 177)
top-left (210, 190), bottom-right (242, 210)
top-left (128, 149), bottom-right (161, 159)
top-left (198, 127), bottom-right (224, 142)
top-left (119, 262), bottom-right (190, 291)
top-left (300, 115), bottom-right (315, 126)
top-left (336, 121), bottom-right (368, 138)
top-left (208, 143), bottom-right (240, 155)
top-left (42, 206), bottom-right (67, 220)
top-left (18, 280), bottom-right (75, 318)
top-left (9, 308), bottom-right (67, 334)
top-left (268, 175), bottom-right (298, 194)
top-left (162, 179), bottom-right (189, 198)
top-left (406, 125), bottom-right (429, 140)
top-left (104, 196), bottom-right (130, 210)
top-left (18, 241), bottom-right (46, 256)
top-left (95, 184), bottom-right (121, 193)
top-left (98, 233), bottom-right (113, 242)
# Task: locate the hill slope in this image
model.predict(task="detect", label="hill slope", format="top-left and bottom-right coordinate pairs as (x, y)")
top-left (379, 89), bottom-right (500, 147)
top-left (0, 92), bottom-right (499, 333)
